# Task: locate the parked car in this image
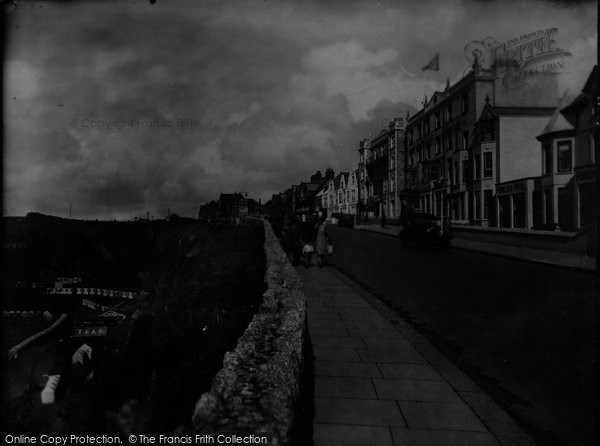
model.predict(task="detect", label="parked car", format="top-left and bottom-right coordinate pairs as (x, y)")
top-left (398, 212), bottom-right (451, 249)
top-left (331, 212), bottom-right (354, 228)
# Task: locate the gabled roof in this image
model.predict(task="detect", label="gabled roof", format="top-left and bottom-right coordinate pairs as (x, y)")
top-left (333, 172), bottom-right (350, 189)
top-left (537, 92), bottom-right (577, 139)
top-left (540, 109), bottom-right (574, 136)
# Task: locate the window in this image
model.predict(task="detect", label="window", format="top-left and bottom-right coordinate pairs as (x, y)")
top-left (462, 160), bottom-right (469, 183)
top-left (588, 134), bottom-right (596, 164)
top-left (431, 164), bottom-right (439, 181)
top-left (446, 134), bottom-right (453, 152)
top-left (462, 92), bottom-right (469, 113)
top-left (557, 141), bottom-right (572, 172)
top-left (446, 104), bottom-right (452, 122)
top-left (474, 154), bottom-right (481, 180)
top-left (462, 131), bottom-right (469, 150)
top-left (483, 152), bottom-right (493, 178)
top-left (482, 120), bottom-right (495, 141)
top-left (448, 161), bottom-right (453, 185)
top-left (435, 112), bottom-right (441, 129)
top-left (542, 144), bottom-right (552, 175)
top-left (435, 137), bottom-right (441, 155)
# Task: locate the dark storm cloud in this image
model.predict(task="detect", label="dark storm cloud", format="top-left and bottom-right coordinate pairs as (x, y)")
top-left (4, 0), bottom-right (596, 219)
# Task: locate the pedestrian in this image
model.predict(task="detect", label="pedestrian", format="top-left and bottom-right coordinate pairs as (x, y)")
top-left (302, 241), bottom-right (314, 267)
top-left (315, 217), bottom-right (329, 267)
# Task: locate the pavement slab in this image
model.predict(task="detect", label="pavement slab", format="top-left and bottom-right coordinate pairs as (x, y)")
top-left (315, 376), bottom-right (377, 399)
top-left (399, 401), bottom-right (488, 431)
top-left (311, 336), bottom-right (366, 349)
top-left (314, 424), bottom-right (394, 446)
top-left (297, 265), bottom-right (537, 446)
top-left (315, 361), bottom-right (382, 378)
top-left (391, 428), bottom-right (501, 446)
top-left (315, 397), bottom-right (407, 426)
top-left (377, 363), bottom-right (443, 381)
top-left (373, 378), bottom-right (461, 402)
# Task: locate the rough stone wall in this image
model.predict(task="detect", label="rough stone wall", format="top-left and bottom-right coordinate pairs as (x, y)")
top-left (192, 219), bottom-right (307, 445)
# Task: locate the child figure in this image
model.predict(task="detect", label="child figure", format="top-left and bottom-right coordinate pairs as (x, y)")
top-left (302, 242), bottom-right (314, 268)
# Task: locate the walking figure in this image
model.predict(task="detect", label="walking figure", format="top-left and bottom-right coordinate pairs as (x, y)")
top-left (315, 217), bottom-right (329, 268)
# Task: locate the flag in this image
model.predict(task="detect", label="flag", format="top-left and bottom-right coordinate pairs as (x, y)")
top-left (422, 54), bottom-right (439, 71)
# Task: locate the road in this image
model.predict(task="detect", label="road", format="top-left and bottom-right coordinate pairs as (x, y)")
top-left (326, 225), bottom-right (598, 446)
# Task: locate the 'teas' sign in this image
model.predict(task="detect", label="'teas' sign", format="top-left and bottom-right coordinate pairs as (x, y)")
top-left (74, 326), bottom-right (108, 337)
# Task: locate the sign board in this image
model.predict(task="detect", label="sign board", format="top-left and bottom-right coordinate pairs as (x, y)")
top-left (74, 325), bottom-right (108, 337)
top-left (496, 181), bottom-right (528, 195)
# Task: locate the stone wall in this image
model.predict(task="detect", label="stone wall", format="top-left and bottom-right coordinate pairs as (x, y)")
top-left (192, 219), bottom-right (307, 445)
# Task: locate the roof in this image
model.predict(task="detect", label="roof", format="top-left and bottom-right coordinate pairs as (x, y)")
top-left (538, 108), bottom-right (574, 138)
top-left (333, 172), bottom-right (350, 189)
top-left (219, 193), bottom-right (243, 201)
top-left (537, 92), bottom-right (577, 139)
top-left (560, 93), bottom-right (588, 116)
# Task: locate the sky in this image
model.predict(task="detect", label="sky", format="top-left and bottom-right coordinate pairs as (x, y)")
top-left (4, 0), bottom-right (597, 219)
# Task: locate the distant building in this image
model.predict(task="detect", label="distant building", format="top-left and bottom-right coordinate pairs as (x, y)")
top-left (358, 117), bottom-right (406, 220)
top-left (199, 192), bottom-right (260, 221)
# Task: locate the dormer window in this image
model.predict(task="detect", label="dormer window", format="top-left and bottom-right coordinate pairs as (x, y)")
top-left (482, 120), bottom-right (495, 141)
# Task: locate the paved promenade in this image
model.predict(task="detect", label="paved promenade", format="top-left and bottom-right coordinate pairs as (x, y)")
top-left (297, 266), bottom-right (538, 446)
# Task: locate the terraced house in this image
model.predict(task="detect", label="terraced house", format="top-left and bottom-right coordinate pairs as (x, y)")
top-left (404, 55), bottom-right (564, 222)
top-left (357, 117), bottom-right (406, 220)
top-left (321, 171), bottom-right (359, 218)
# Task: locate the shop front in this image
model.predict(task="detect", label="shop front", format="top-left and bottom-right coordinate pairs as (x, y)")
top-left (494, 178), bottom-right (536, 229)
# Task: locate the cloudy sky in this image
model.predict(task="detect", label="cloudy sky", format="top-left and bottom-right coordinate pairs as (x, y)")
top-left (4, 0), bottom-right (597, 219)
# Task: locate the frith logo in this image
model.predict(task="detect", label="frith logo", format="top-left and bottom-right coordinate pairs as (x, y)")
top-left (465, 28), bottom-right (571, 90)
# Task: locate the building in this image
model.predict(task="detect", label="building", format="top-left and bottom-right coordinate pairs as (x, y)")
top-left (404, 57), bottom-right (564, 222)
top-left (471, 101), bottom-right (555, 228)
top-left (317, 171), bottom-right (360, 219)
top-left (534, 66), bottom-right (599, 232)
top-left (199, 192), bottom-right (260, 221)
top-left (358, 117), bottom-right (406, 220)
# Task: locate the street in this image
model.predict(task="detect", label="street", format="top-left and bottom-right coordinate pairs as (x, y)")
top-left (326, 225), bottom-right (598, 446)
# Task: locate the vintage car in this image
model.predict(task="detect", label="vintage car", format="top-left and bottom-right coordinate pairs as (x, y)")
top-left (331, 212), bottom-right (355, 228)
top-left (398, 212), bottom-right (451, 249)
